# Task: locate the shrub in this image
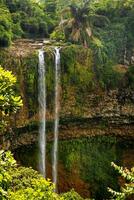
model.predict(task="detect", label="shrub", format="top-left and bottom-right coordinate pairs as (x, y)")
top-left (0, 66), bottom-right (22, 130)
top-left (61, 189), bottom-right (84, 200)
top-left (108, 162), bottom-right (134, 200)
top-left (0, 150), bottom-right (85, 200)
top-left (50, 28), bottom-right (65, 41)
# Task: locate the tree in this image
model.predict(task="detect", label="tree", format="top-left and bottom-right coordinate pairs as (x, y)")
top-left (58, 0), bottom-right (109, 47)
top-left (0, 66), bottom-right (22, 130)
top-left (0, 0), bottom-right (52, 43)
top-left (0, 4), bottom-right (12, 47)
top-left (59, 0), bottom-right (92, 47)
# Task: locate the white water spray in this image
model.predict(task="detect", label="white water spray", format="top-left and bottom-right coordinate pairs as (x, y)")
top-left (38, 49), bottom-right (46, 178)
top-left (52, 47), bottom-right (61, 190)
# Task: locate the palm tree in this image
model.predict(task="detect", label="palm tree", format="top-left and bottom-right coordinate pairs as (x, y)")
top-left (59, 0), bottom-right (109, 47)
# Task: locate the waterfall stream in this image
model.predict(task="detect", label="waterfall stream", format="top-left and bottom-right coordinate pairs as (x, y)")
top-left (38, 47), bottom-right (61, 188)
top-left (52, 47), bottom-right (61, 190)
top-left (38, 49), bottom-right (46, 178)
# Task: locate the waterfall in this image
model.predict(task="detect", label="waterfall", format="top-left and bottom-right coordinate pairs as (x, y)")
top-left (38, 47), bottom-right (61, 187)
top-left (38, 49), bottom-right (46, 178)
top-left (52, 47), bottom-right (61, 190)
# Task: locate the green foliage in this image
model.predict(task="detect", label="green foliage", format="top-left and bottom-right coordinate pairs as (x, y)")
top-left (92, 0), bottom-right (134, 63)
top-left (125, 66), bottom-right (134, 89)
top-left (54, 136), bottom-right (119, 199)
top-left (0, 150), bottom-right (16, 199)
top-left (0, 0), bottom-right (58, 46)
top-left (15, 137), bottom-right (133, 200)
top-left (11, 22), bottom-right (23, 39)
top-left (61, 189), bottom-right (84, 200)
top-left (0, 4), bottom-right (12, 46)
top-left (0, 150), bottom-right (56, 200)
top-left (48, 0), bottom-right (134, 90)
top-left (6, 0), bottom-right (50, 38)
top-left (0, 150), bottom-right (85, 200)
top-left (61, 45), bottom-right (93, 89)
top-left (0, 66), bottom-right (22, 130)
top-left (50, 28), bottom-right (65, 41)
top-left (21, 53), bottom-right (38, 117)
top-left (0, 0), bottom-right (134, 89)
top-left (96, 63), bottom-right (123, 89)
top-left (108, 162), bottom-right (134, 200)
top-left (54, 1), bottom-right (93, 46)
top-left (8, 178), bottom-right (58, 200)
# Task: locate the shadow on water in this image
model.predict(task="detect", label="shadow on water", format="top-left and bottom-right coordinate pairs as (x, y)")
top-left (14, 135), bottom-right (134, 199)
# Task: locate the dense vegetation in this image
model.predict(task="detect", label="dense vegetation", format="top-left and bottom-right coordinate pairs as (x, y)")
top-left (1, 0), bottom-right (134, 53)
top-left (0, 0), bottom-right (134, 89)
top-left (1, 149), bottom-right (133, 200)
top-left (0, 0), bottom-right (56, 45)
top-left (0, 150), bottom-right (85, 200)
top-left (0, 0), bottom-right (134, 199)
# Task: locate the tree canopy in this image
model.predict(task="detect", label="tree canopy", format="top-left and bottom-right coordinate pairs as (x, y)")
top-left (0, 66), bottom-right (22, 130)
top-left (0, 150), bottom-right (84, 200)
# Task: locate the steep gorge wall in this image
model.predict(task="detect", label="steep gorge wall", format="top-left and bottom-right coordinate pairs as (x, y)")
top-left (0, 40), bottom-right (134, 149)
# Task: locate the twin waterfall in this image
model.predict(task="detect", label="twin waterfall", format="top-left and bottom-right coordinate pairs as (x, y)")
top-left (38, 47), bottom-right (61, 190)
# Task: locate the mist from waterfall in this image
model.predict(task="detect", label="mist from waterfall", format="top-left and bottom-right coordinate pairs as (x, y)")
top-left (52, 47), bottom-right (61, 190)
top-left (38, 49), bottom-right (46, 178)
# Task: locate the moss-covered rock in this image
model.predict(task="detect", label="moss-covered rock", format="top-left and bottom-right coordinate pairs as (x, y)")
top-left (0, 46), bottom-right (39, 126)
top-left (0, 40), bottom-right (134, 145)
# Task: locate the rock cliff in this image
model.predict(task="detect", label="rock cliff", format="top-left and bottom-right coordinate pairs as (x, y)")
top-left (0, 40), bottom-right (134, 149)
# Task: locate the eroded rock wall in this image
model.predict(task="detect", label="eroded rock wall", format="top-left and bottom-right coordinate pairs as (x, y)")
top-left (0, 40), bottom-right (134, 149)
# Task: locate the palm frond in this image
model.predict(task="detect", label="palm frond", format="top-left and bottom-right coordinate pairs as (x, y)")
top-left (85, 26), bottom-right (92, 37)
top-left (92, 36), bottom-right (103, 48)
top-left (61, 7), bottom-right (71, 15)
top-left (59, 19), bottom-right (68, 26)
top-left (70, 28), bottom-right (80, 41)
top-left (66, 18), bottom-right (76, 28)
top-left (89, 14), bottom-right (110, 25)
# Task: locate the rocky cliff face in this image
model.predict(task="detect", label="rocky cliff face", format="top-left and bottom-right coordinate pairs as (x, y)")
top-left (0, 40), bottom-right (134, 149)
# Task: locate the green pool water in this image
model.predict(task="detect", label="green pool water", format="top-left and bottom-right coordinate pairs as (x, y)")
top-left (14, 135), bottom-right (134, 199)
